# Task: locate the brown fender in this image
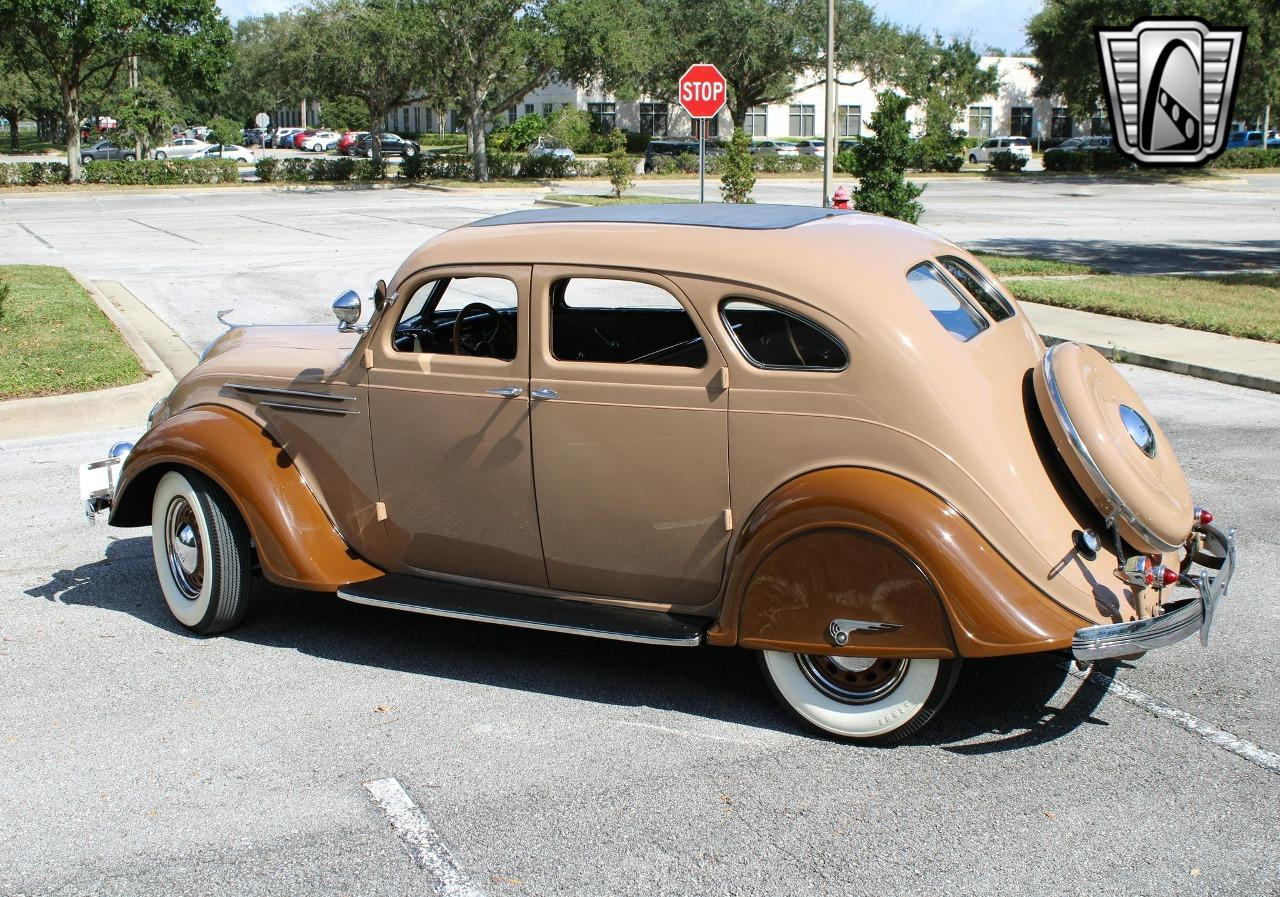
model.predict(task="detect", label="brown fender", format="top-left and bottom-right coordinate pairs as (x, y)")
top-left (110, 405), bottom-right (383, 591)
top-left (707, 468), bottom-right (1090, 658)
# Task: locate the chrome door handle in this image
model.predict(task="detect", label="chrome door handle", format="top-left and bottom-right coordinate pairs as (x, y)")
top-left (486, 385), bottom-right (524, 398)
top-left (531, 387), bottom-right (559, 400)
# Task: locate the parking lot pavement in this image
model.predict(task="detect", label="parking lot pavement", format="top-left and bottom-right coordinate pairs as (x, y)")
top-left (1, 364), bottom-right (1277, 896)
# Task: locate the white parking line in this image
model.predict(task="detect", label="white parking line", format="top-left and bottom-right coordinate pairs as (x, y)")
top-left (363, 777), bottom-right (486, 897)
top-left (1057, 660), bottom-right (1280, 775)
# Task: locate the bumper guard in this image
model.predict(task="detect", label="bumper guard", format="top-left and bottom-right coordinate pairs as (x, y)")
top-left (1072, 524), bottom-right (1236, 663)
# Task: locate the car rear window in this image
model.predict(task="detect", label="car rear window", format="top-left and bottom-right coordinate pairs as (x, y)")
top-left (1010, 137), bottom-right (1030, 145)
top-left (720, 299), bottom-right (847, 371)
top-left (937, 256), bottom-right (1015, 322)
top-left (905, 263), bottom-right (988, 342)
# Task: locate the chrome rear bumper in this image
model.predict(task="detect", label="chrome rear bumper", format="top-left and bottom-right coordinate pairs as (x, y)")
top-left (1072, 524), bottom-right (1236, 663)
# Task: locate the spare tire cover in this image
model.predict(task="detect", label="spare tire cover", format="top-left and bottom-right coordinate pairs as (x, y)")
top-left (1033, 342), bottom-right (1192, 554)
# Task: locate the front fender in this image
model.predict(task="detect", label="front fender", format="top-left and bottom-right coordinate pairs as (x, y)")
top-left (709, 468), bottom-right (1090, 658)
top-left (110, 405), bottom-right (382, 591)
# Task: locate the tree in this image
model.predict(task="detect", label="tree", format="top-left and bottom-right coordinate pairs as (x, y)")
top-left (213, 13), bottom-right (304, 128)
top-left (0, 0), bottom-right (232, 181)
top-left (113, 80), bottom-right (182, 158)
top-left (634, 0), bottom-right (915, 128)
top-left (1028, 0), bottom-right (1278, 122)
top-left (900, 34), bottom-right (1001, 171)
top-left (295, 0), bottom-right (432, 170)
top-left (852, 90), bottom-right (924, 223)
top-left (604, 128), bottom-right (633, 197)
top-left (319, 95), bottom-right (369, 133)
top-left (0, 48), bottom-right (36, 150)
top-left (719, 127), bottom-right (756, 202)
top-left (417, 0), bottom-right (567, 181)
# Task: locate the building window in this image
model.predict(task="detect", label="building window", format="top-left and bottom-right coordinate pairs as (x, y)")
top-left (448, 110), bottom-right (463, 133)
top-left (1090, 109), bottom-right (1111, 135)
top-left (1051, 107), bottom-right (1073, 139)
top-left (639, 102), bottom-right (669, 136)
top-left (789, 104), bottom-right (815, 137)
top-left (744, 105), bottom-right (767, 136)
top-left (1010, 106), bottom-right (1032, 138)
top-left (542, 103), bottom-right (554, 116)
top-left (588, 102), bottom-right (617, 132)
top-left (507, 107), bottom-right (518, 124)
top-left (525, 103), bottom-right (535, 116)
top-left (838, 104), bottom-right (861, 137)
top-left (702, 116), bottom-right (719, 138)
top-left (967, 106), bottom-right (993, 139)
top-left (413, 107), bottom-right (420, 134)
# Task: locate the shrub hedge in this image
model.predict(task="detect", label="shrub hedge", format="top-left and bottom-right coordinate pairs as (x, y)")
top-left (1042, 149), bottom-right (1132, 172)
top-left (82, 159), bottom-right (240, 184)
top-left (0, 161), bottom-right (70, 186)
top-left (647, 152), bottom-right (823, 175)
top-left (1210, 147), bottom-right (1280, 168)
top-left (988, 150), bottom-right (1028, 172)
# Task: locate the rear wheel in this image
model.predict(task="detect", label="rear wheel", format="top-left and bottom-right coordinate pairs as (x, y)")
top-left (759, 650), bottom-right (961, 744)
top-left (150, 469), bottom-right (252, 635)
top-left (968, 153), bottom-right (977, 163)
top-left (81, 155), bottom-right (92, 164)
top-left (154, 151), bottom-right (167, 160)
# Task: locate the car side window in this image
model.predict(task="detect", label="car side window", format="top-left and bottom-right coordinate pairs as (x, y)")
top-left (938, 255), bottom-right (1015, 322)
top-left (720, 299), bottom-right (847, 371)
top-left (393, 276), bottom-right (518, 360)
top-left (551, 278), bottom-right (707, 368)
top-left (906, 263), bottom-right (989, 342)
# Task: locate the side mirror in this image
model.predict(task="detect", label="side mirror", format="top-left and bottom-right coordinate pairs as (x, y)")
top-left (373, 279), bottom-right (388, 312)
top-left (332, 290), bottom-right (364, 333)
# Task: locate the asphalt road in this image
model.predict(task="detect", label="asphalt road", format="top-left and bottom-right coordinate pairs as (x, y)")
top-left (0, 183), bottom-right (1278, 895)
top-left (1, 364), bottom-right (1277, 896)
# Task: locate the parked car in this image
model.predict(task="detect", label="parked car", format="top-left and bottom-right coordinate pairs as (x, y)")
top-left (80, 140), bottom-right (135, 163)
top-left (1057, 137), bottom-right (1087, 150)
top-left (199, 144), bottom-right (254, 163)
top-left (152, 137), bottom-right (209, 160)
top-left (301, 130), bottom-right (341, 152)
top-left (750, 139), bottom-right (800, 156)
top-left (837, 139), bottom-right (861, 154)
top-left (337, 131), bottom-right (369, 154)
top-left (968, 136), bottom-right (1032, 164)
top-left (242, 128), bottom-right (268, 147)
top-left (1079, 136), bottom-right (1114, 151)
top-left (351, 133), bottom-right (419, 158)
top-left (269, 128), bottom-right (302, 149)
top-left (1227, 130), bottom-right (1280, 149)
top-left (81, 203), bottom-right (1236, 744)
top-left (643, 140), bottom-right (697, 172)
top-left (527, 135), bottom-right (575, 160)
top-left (794, 139), bottom-right (827, 156)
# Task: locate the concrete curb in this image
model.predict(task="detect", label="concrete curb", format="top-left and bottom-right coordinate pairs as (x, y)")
top-left (0, 278), bottom-right (195, 441)
top-left (1039, 333), bottom-right (1280, 394)
top-left (534, 198), bottom-right (587, 207)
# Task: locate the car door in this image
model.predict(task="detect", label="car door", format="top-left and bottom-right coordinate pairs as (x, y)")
top-left (367, 265), bottom-right (547, 589)
top-left (528, 266), bottom-right (731, 608)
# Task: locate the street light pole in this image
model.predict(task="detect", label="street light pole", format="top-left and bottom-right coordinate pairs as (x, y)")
top-left (821, 0), bottom-right (835, 207)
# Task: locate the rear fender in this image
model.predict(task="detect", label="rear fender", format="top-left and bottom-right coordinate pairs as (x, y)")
top-left (709, 468), bottom-right (1088, 658)
top-left (110, 405), bottom-right (382, 591)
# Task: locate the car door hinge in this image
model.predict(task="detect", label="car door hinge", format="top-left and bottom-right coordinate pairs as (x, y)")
top-left (375, 501), bottom-right (388, 522)
top-left (363, 348), bottom-right (374, 369)
top-left (723, 508), bottom-right (733, 531)
top-left (715, 366), bottom-right (729, 391)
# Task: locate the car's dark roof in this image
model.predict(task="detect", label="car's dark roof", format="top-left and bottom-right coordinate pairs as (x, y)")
top-left (468, 203), bottom-right (851, 231)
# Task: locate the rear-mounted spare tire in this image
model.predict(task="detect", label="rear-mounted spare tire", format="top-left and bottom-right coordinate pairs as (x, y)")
top-left (1033, 341), bottom-right (1192, 554)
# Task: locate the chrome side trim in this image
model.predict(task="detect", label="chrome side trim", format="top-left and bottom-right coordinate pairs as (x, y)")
top-left (258, 400), bottom-right (361, 416)
top-left (336, 591), bottom-right (703, 647)
top-left (1072, 525), bottom-right (1235, 661)
top-left (1041, 344), bottom-right (1181, 552)
top-left (225, 382), bottom-right (356, 402)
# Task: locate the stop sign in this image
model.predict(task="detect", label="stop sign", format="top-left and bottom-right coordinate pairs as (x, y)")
top-left (678, 64), bottom-right (727, 119)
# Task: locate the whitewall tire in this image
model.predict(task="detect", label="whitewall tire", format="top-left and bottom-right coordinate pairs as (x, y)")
top-left (760, 651), bottom-right (961, 744)
top-left (150, 469), bottom-right (252, 635)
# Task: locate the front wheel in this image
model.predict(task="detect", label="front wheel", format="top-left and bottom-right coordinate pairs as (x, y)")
top-left (759, 651), bottom-right (961, 744)
top-left (154, 151), bottom-right (166, 160)
top-left (81, 155), bottom-right (92, 164)
top-left (150, 469), bottom-right (252, 635)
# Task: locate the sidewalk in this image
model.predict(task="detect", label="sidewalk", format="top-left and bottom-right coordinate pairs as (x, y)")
top-left (1024, 302), bottom-right (1280, 394)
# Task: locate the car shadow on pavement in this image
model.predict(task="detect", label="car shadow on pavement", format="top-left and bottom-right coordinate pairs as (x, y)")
top-left (29, 535), bottom-right (1118, 751)
top-left (963, 237), bottom-right (1280, 275)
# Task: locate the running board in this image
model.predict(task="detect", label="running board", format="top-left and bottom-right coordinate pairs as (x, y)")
top-left (337, 574), bottom-right (706, 647)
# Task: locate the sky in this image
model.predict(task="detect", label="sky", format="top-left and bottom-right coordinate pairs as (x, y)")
top-left (217, 0), bottom-right (1044, 56)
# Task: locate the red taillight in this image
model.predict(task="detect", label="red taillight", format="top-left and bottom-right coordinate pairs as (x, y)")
top-left (1152, 564), bottom-right (1179, 588)
top-left (1196, 508), bottom-right (1214, 526)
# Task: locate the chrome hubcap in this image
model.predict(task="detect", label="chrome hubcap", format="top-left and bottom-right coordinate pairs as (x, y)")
top-left (164, 497), bottom-right (204, 600)
top-left (797, 655), bottom-right (910, 705)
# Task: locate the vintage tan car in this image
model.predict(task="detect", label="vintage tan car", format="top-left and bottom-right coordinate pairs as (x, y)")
top-left (81, 204), bottom-right (1235, 743)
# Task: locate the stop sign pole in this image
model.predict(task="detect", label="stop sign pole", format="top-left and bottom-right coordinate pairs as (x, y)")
top-left (678, 64), bottom-right (727, 203)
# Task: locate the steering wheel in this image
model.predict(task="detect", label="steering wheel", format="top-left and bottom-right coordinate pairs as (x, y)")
top-left (451, 302), bottom-right (507, 357)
